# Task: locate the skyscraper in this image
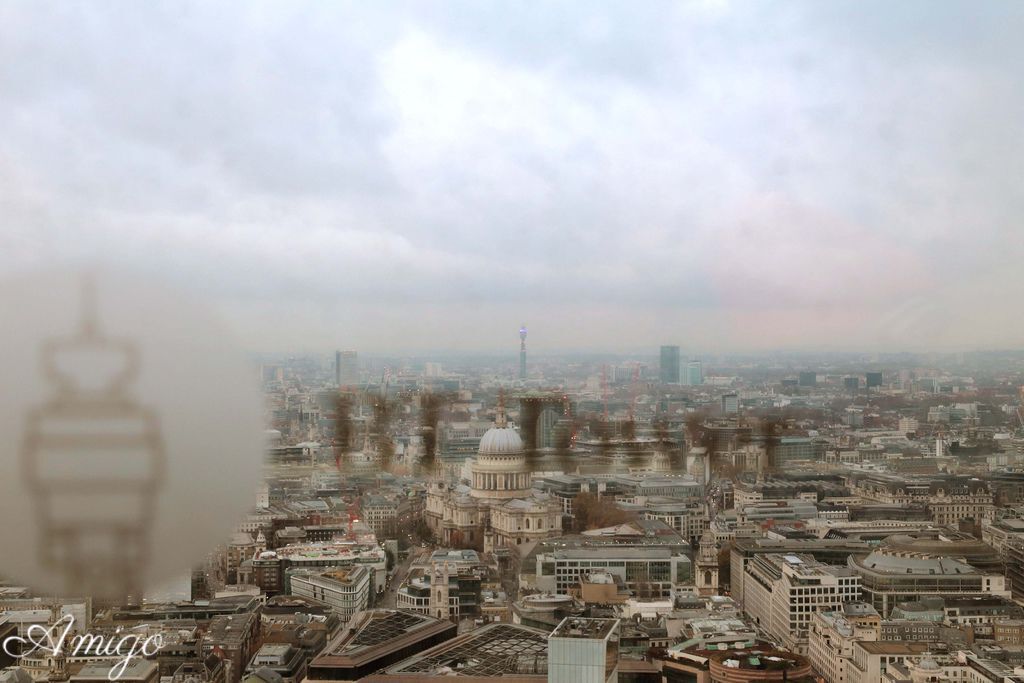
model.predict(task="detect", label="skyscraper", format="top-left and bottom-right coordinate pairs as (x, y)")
top-left (519, 324), bottom-right (527, 380)
top-left (685, 359), bottom-right (703, 386)
top-left (659, 346), bottom-right (681, 384)
top-left (335, 350), bottom-right (358, 387)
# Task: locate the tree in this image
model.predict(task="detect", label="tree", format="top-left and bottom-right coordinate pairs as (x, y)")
top-left (371, 396), bottom-right (395, 471)
top-left (411, 519), bottom-right (435, 544)
top-left (419, 391), bottom-right (449, 473)
top-left (717, 544), bottom-right (732, 589)
top-left (573, 492), bottom-right (638, 531)
top-left (333, 394), bottom-right (354, 469)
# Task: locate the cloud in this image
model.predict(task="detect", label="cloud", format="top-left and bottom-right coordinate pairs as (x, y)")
top-left (0, 1), bottom-right (1022, 353)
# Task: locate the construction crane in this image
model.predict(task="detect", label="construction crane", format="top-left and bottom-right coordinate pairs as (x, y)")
top-left (359, 368), bottom-right (390, 417)
top-left (562, 394), bottom-right (576, 448)
top-left (627, 362), bottom-right (641, 424)
top-left (347, 496), bottom-right (361, 539)
top-left (601, 364), bottom-right (609, 423)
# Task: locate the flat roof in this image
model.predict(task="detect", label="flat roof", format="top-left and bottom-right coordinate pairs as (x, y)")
top-left (551, 617), bottom-right (618, 640)
top-left (548, 547), bottom-right (674, 560)
top-left (430, 549), bottom-right (480, 563)
top-left (71, 661), bottom-right (157, 681)
top-left (856, 641), bottom-right (933, 655)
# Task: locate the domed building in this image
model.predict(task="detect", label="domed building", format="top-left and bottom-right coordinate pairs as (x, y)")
top-left (471, 409), bottom-right (534, 499)
top-left (426, 404), bottom-right (561, 552)
top-left (908, 654), bottom-right (944, 683)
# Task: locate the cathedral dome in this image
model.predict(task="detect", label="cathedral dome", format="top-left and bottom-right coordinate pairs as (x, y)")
top-left (479, 425), bottom-right (524, 455)
top-left (470, 402), bottom-right (531, 499)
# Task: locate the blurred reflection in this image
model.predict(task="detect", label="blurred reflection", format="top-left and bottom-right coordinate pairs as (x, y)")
top-left (21, 275), bottom-right (165, 602)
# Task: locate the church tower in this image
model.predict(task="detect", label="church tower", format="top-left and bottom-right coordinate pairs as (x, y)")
top-left (695, 530), bottom-right (719, 596)
top-left (430, 561), bottom-right (451, 621)
top-left (46, 604), bottom-right (70, 683)
top-left (255, 529), bottom-right (267, 554)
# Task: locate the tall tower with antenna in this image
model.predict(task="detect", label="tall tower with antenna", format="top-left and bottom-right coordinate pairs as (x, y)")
top-left (519, 324), bottom-right (527, 380)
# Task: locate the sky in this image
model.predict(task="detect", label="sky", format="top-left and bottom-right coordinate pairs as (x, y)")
top-left (1, 1), bottom-right (1023, 355)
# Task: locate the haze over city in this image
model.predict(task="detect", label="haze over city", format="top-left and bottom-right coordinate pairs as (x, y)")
top-left (9, 4), bottom-right (1024, 683)
top-left (3, 1), bottom-right (1024, 353)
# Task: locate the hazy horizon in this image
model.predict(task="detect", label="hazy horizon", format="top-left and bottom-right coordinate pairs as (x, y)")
top-left (3, 1), bottom-right (1023, 353)
top-left (253, 346), bottom-right (1024, 365)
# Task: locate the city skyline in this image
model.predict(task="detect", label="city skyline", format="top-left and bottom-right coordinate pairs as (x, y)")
top-left (6, 3), bottom-right (1024, 683)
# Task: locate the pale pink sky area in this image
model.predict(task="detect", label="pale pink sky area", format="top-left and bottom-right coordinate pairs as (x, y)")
top-left (2, 2), bottom-right (1022, 353)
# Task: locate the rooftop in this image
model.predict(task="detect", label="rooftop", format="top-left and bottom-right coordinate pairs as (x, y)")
top-left (430, 549), bottom-right (481, 564)
top-left (708, 649), bottom-right (808, 672)
top-left (686, 617), bottom-right (752, 636)
top-left (551, 617), bottom-right (618, 640)
top-left (334, 611), bottom-right (440, 655)
top-left (309, 609), bottom-right (456, 671)
top-left (842, 602), bottom-right (880, 617)
top-left (853, 550), bottom-right (979, 575)
top-left (856, 641), bottom-right (934, 655)
top-left (546, 547), bottom-right (675, 560)
top-left (757, 553), bottom-right (858, 579)
top-left (205, 612), bottom-right (259, 646)
top-left (309, 566), bottom-right (369, 586)
top-left (371, 623), bottom-right (549, 679)
top-left (71, 661), bottom-right (158, 681)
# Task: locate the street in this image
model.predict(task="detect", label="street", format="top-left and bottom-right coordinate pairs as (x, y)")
top-left (378, 545), bottom-right (426, 608)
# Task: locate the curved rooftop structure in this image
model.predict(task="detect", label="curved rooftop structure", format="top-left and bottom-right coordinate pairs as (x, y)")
top-left (703, 646), bottom-right (812, 683)
top-left (519, 593), bottom-right (576, 608)
top-left (853, 550), bottom-right (977, 575)
top-left (881, 531), bottom-right (1002, 573)
top-left (849, 545), bottom-right (1005, 616)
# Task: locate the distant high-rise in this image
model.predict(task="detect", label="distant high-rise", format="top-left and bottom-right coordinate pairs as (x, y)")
top-left (519, 324), bottom-right (527, 380)
top-left (798, 371), bottom-right (817, 387)
top-left (335, 350), bottom-right (358, 387)
top-left (659, 346), bottom-right (681, 384)
top-left (685, 360), bottom-right (703, 386)
top-left (722, 393), bottom-right (739, 414)
top-left (865, 371), bottom-right (883, 388)
top-left (843, 376), bottom-right (860, 391)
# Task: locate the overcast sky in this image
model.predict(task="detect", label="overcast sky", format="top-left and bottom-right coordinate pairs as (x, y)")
top-left (2, 1), bottom-right (1022, 355)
